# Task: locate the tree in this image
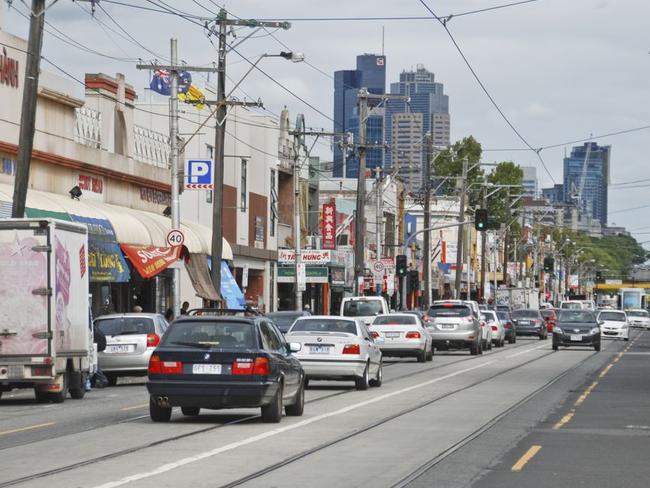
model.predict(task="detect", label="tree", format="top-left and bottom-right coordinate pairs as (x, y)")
top-left (433, 136), bottom-right (484, 206)
top-left (485, 161), bottom-right (524, 227)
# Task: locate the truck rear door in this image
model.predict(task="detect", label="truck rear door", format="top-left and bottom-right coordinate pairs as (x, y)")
top-left (0, 223), bottom-right (51, 356)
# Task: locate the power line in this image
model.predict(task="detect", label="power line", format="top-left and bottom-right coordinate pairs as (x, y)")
top-left (418, 0), bottom-right (554, 184)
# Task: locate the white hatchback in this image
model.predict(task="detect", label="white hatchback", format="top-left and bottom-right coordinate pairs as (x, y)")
top-left (598, 310), bottom-right (629, 340)
top-left (287, 316), bottom-right (383, 390)
top-left (626, 309), bottom-right (650, 329)
top-left (369, 314), bottom-right (433, 363)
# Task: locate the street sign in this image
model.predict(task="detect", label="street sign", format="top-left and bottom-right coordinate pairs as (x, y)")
top-left (184, 159), bottom-right (214, 190)
top-left (166, 229), bottom-right (185, 247)
top-left (322, 202), bottom-right (336, 250)
top-left (372, 260), bottom-right (385, 274)
top-left (297, 263), bottom-right (307, 292)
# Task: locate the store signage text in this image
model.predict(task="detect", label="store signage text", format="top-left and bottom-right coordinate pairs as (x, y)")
top-left (0, 47), bottom-right (19, 89)
top-left (78, 174), bottom-right (103, 194)
top-left (278, 249), bottom-right (331, 264)
top-left (322, 202), bottom-right (336, 250)
top-left (140, 187), bottom-right (171, 205)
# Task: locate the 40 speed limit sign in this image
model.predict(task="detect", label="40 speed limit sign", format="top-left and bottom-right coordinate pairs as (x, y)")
top-left (166, 229), bottom-right (185, 247)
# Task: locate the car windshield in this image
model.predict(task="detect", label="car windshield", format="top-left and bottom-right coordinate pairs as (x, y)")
top-left (267, 312), bottom-right (303, 329)
top-left (95, 317), bottom-right (155, 336)
top-left (557, 310), bottom-right (596, 323)
top-left (511, 310), bottom-right (539, 319)
top-left (161, 321), bottom-right (257, 349)
top-left (599, 311), bottom-right (626, 322)
top-left (342, 300), bottom-right (384, 317)
top-left (428, 305), bottom-right (471, 318)
top-left (481, 312), bottom-right (496, 323)
top-left (627, 310), bottom-right (649, 318)
top-left (290, 319), bottom-right (357, 335)
top-left (373, 315), bottom-right (417, 325)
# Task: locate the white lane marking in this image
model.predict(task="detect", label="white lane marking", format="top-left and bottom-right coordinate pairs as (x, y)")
top-left (626, 425), bottom-right (650, 430)
top-left (92, 360), bottom-right (495, 488)
top-left (506, 343), bottom-right (547, 358)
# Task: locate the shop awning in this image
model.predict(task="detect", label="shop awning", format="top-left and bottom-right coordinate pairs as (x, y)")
top-left (185, 253), bottom-right (221, 302)
top-left (120, 244), bottom-right (182, 279)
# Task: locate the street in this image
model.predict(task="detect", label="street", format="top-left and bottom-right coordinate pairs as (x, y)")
top-left (1, 333), bottom-right (647, 488)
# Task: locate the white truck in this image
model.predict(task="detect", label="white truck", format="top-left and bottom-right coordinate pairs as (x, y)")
top-left (0, 219), bottom-right (92, 402)
top-left (340, 296), bottom-right (390, 326)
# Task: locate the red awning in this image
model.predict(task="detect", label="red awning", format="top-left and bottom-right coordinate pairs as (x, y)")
top-left (120, 244), bottom-right (182, 279)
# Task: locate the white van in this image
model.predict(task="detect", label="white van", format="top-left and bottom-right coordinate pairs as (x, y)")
top-left (340, 296), bottom-right (390, 326)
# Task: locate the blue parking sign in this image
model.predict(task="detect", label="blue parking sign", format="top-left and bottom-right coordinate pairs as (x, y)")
top-left (185, 159), bottom-right (214, 190)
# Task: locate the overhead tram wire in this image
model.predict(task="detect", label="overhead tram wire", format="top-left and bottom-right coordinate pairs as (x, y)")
top-left (418, 0), bottom-right (554, 184)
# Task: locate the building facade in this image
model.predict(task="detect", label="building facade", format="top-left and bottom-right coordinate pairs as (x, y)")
top-left (384, 65), bottom-right (450, 192)
top-left (521, 166), bottom-right (539, 198)
top-left (332, 54), bottom-right (386, 178)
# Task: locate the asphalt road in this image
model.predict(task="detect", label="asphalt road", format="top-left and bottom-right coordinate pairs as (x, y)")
top-left (0, 332), bottom-right (642, 488)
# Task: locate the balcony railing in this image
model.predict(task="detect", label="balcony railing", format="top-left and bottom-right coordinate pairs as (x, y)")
top-left (133, 125), bottom-right (170, 168)
top-left (74, 107), bottom-right (101, 148)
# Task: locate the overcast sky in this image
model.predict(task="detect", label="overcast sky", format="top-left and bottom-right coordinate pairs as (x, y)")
top-left (2, 0), bottom-right (649, 244)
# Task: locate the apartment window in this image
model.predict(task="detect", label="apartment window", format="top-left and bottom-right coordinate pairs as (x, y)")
top-left (240, 159), bottom-right (247, 211)
top-left (270, 170), bottom-right (277, 237)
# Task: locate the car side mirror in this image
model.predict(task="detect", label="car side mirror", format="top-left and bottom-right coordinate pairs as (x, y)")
top-left (598, 320), bottom-right (604, 326)
top-left (390, 309), bottom-right (396, 313)
top-left (288, 342), bottom-right (302, 353)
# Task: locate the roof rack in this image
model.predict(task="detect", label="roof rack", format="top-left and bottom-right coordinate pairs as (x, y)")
top-left (187, 306), bottom-right (262, 317)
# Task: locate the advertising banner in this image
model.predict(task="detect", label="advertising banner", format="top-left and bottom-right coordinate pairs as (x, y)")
top-left (322, 202), bottom-right (336, 250)
top-left (120, 244), bottom-right (182, 279)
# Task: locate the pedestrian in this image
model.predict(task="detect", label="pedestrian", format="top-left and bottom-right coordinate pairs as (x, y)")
top-left (91, 326), bottom-right (109, 389)
top-left (180, 301), bottom-right (190, 315)
top-left (132, 305), bottom-right (143, 313)
top-left (164, 308), bottom-right (174, 322)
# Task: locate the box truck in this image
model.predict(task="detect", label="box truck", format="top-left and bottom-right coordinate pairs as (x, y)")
top-left (0, 219), bottom-right (92, 402)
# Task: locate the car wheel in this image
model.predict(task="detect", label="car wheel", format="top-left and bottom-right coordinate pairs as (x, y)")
top-left (50, 372), bottom-right (68, 404)
top-left (285, 379), bottom-right (305, 416)
top-left (369, 361), bottom-right (383, 387)
top-left (355, 364), bottom-right (370, 390)
top-left (181, 406), bottom-right (200, 416)
top-left (261, 383), bottom-right (283, 423)
top-left (150, 397), bottom-right (172, 422)
top-left (105, 373), bottom-right (118, 387)
top-left (500, 338), bottom-right (505, 348)
top-left (69, 373), bottom-right (86, 400)
top-left (34, 389), bottom-right (49, 403)
top-left (487, 340), bottom-right (493, 351)
top-left (594, 342), bottom-right (601, 352)
top-left (469, 343), bottom-right (479, 355)
top-left (416, 349), bottom-right (426, 363)
top-left (508, 335), bottom-right (515, 344)
top-left (478, 341), bottom-right (483, 355)
top-left (304, 378), bottom-right (310, 389)
top-left (426, 345), bottom-right (434, 361)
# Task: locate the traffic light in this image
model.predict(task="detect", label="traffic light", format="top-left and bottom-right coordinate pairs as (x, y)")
top-left (543, 256), bottom-right (554, 272)
top-left (396, 254), bottom-right (407, 277)
top-left (474, 208), bottom-right (488, 231)
top-left (595, 271), bottom-right (603, 282)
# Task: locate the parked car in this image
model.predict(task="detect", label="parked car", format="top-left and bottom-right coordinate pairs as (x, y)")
top-left (286, 316), bottom-right (382, 389)
top-left (369, 313), bottom-right (433, 362)
top-left (626, 309), bottom-right (650, 329)
top-left (146, 315), bottom-right (305, 423)
top-left (540, 309), bottom-right (558, 333)
top-left (597, 310), bottom-right (629, 341)
top-left (552, 309), bottom-right (601, 351)
top-left (340, 296), bottom-right (390, 326)
top-left (496, 311), bottom-right (517, 344)
top-left (95, 313), bottom-right (169, 386)
top-left (267, 310), bottom-right (311, 334)
top-left (427, 302), bottom-right (482, 355)
top-left (511, 309), bottom-right (548, 339)
top-left (481, 310), bottom-right (505, 348)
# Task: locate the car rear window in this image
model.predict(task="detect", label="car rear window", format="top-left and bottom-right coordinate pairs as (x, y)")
top-left (627, 310), bottom-right (649, 318)
top-left (96, 317), bottom-right (155, 336)
top-left (291, 319), bottom-right (357, 335)
top-left (557, 310), bottom-right (596, 323)
top-left (373, 315), bottom-right (417, 325)
top-left (342, 300), bottom-right (384, 317)
top-left (428, 305), bottom-right (471, 318)
top-left (599, 311), bottom-right (626, 321)
top-left (481, 312), bottom-right (497, 322)
top-left (511, 310), bottom-right (539, 319)
top-left (161, 321), bottom-right (257, 349)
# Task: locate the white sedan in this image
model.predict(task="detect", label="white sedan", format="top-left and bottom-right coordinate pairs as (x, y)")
top-left (598, 310), bottom-right (630, 340)
top-left (626, 309), bottom-right (650, 329)
top-left (369, 313), bottom-right (433, 363)
top-left (286, 316), bottom-right (383, 390)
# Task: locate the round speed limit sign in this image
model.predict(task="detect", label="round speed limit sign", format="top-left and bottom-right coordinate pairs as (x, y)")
top-left (373, 261), bottom-right (385, 274)
top-left (166, 229), bottom-right (185, 247)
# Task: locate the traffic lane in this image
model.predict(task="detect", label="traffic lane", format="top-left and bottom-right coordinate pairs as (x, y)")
top-left (470, 331), bottom-right (649, 488)
top-left (1, 340), bottom-right (549, 488)
top-left (24, 342), bottom-right (568, 488)
top-left (233, 345), bottom-right (596, 488)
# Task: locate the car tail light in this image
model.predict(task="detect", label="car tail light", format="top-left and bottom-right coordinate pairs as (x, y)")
top-left (491, 325), bottom-right (498, 331)
top-left (147, 333), bottom-right (160, 348)
top-left (232, 357), bottom-right (270, 375)
top-left (370, 331), bottom-right (380, 339)
top-left (405, 331), bottom-right (421, 339)
top-left (31, 365), bottom-right (51, 376)
top-left (342, 344), bottom-right (361, 354)
top-left (148, 355), bottom-right (182, 374)
top-left (531, 319), bottom-right (541, 325)
top-left (480, 321), bottom-right (486, 327)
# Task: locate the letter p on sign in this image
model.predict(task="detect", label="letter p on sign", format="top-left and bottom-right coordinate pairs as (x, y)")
top-left (185, 159), bottom-right (214, 189)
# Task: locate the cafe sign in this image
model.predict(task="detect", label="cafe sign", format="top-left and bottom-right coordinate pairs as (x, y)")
top-left (0, 47), bottom-right (19, 89)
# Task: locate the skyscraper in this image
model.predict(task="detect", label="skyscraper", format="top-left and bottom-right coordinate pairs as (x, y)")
top-left (562, 142), bottom-right (610, 226)
top-left (332, 54), bottom-right (386, 178)
top-left (521, 166), bottom-right (539, 198)
top-left (384, 65), bottom-right (450, 191)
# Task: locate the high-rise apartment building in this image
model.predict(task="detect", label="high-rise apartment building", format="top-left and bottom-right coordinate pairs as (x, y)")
top-left (521, 166), bottom-right (539, 198)
top-left (562, 142), bottom-right (610, 226)
top-left (384, 65), bottom-right (450, 191)
top-left (332, 54), bottom-right (386, 178)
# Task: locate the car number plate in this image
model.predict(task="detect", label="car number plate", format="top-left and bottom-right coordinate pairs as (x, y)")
top-left (106, 344), bottom-right (135, 354)
top-left (385, 332), bottom-right (401, 338)
top-left (518, 320), bottom-right (530, 325)
top-left (308, 345), bottom-right (330, 354)
top-left (439, 324), bottom-right (455, 329)
top-left (570, 335), bottom-right (582, 342)
top-left (192, 363), bottom-right (222, 374)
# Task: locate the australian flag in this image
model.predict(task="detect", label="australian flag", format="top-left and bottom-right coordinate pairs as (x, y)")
top-left (150, 69), bottom-right (192, 96)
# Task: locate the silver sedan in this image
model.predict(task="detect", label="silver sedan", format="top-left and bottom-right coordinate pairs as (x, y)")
top-left (286, 316), bottom-right (383, 390)
top-left (369, 313), bottom-right (434, 363)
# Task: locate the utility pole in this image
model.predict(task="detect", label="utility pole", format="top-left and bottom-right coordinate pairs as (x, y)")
top-left (423, 134), bottom-right (432, 308)
top-left (503, 187), bottom-right (511, 286)
top-left (137, 42), bottom-right (218, 316)
top-left (454, 158), bottom-right (468, 298)
top-left (208, 9), bottom-right (291, 304)
top-left (354, 89), bottom-right (369, 295)
top-left (12, 0), bottom-right (45, 218)
top-left (375, 166), bottom-right (383, 261)
top-left (480, 187), bottom-right (487, 300)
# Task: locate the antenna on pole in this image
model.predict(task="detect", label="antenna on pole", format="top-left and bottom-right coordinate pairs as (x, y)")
top-left (381, 25), bottom-right (385, 56)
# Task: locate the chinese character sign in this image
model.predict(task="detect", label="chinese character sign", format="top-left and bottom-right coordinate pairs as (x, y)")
top-left (322, 202), bottom-right (337, 250)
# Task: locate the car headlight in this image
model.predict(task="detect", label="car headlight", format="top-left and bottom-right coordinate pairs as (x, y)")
top-left (590, 327), bottom-right (600, 334)
top-left (553, 326), bottom-right (563, 334)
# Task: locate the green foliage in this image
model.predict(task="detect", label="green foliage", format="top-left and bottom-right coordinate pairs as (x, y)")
top-left (434, 136), bottom-right (484, 206)
top-left (485, 161), bottom-right (524, 229)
